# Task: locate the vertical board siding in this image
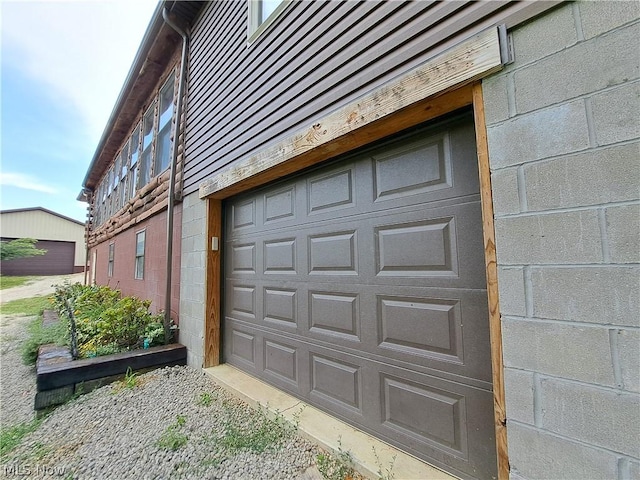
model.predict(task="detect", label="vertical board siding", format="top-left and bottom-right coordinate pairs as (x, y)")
top-left (183, 0), bottom-right (554, 196)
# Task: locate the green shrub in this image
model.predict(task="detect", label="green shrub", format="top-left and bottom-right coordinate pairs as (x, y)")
top-left (51, 282), bottom-right (171, 359)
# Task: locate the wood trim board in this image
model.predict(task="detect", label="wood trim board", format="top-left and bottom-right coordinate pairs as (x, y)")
top-left (199, 26), bottom-right (503, 199)
top-left (472, 82), bottom-right (509, 480)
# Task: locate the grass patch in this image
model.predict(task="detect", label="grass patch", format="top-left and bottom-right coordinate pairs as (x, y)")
top-left (0, 418), bottom-right (43, 458)
top-left (220, 405), bottom-right (297, 454)
top-left (1, 296), bottom-right (51, 317)
top-left (0, 276), bottom-right (34, 290)
top-left (21, 314), bottom-right (69, 365)
top-left (316, 438), bottom-right (357, 480)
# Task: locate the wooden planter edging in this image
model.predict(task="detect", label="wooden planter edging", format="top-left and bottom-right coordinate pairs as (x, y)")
top-left (35, 343), bottom-right (187, 410)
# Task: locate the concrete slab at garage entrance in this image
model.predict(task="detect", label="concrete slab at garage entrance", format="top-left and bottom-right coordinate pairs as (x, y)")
top-left (205, 364), bottom-right (457, 480)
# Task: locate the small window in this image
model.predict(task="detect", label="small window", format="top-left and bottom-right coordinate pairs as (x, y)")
top-left (129, 124), bottom-right (141, 198)
top-left (155, 74), bottom-right (175, 175)
top-left (108, 243), bottom-right (115, 277)
top-left (139, 104), bottom-right (155, 189)
top-left (248, 0), bottom-right (287, 42)
top-left (135, 230), bottom-right (146, 279)
top-left (120, 139), bottom-right (130, 207)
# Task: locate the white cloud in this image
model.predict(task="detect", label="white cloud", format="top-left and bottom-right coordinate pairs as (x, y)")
top-left (2, 0), bottom-right (158, 143)
top-left (0, 172), bottom-right (58, 194)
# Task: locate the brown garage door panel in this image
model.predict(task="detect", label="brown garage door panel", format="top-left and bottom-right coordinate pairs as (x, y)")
top-left (223, 320), bottom-right (496, 479)
top-left (223, 113), bottom-right (497, 479)
top-left (225, 280), bottom-right (492, 383)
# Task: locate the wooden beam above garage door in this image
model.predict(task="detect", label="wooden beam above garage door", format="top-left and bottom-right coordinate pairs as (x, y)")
top-left (199, 27), bottom-right (503, 200)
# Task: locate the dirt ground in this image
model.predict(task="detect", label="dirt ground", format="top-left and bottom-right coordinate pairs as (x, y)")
top-left (0, 273), bottom-right (85, 304)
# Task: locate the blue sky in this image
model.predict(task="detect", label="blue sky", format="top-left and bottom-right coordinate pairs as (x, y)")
top-left (1, 0), bottom-right (158, 223)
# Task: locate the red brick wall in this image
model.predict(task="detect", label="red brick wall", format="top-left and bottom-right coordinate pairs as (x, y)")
top-left (89, 205), bottom-right (182, 323)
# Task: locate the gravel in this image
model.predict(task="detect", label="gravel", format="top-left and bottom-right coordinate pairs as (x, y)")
top-left (0, 281), bottom-right (329, 480)
top-left (1, 359), bottom-right (323, 479)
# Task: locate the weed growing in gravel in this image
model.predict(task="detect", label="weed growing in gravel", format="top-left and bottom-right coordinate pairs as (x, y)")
top-left (157, 415), bottom-right (188, 451)
top-left (123, 367), bottom-right (138, 389)
top-left (316, 437), bottom-right (358, 480)
top-left (0, 418), bottom-right (44, 458)
top-left (197, 391), bottom-right (216, 406)
top-left (372, 446), bottom-right (396, 480)
top-left (220, 405), bottom-right (296, 454)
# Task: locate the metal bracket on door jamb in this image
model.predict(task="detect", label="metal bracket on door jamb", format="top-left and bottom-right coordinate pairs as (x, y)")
top-left (498, 24), bottom-right (514, 65)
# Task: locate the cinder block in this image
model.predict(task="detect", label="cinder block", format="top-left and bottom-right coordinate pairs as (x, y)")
top-left (511, 3), bottom-right (577, 65)
top-left (494, 210), bottom-right (602, 264)
top-left (591, 82), bottom-right (640, 146)
top-left (507, 422), bottom-right (619, 480)
top-left (578, 0), bottom-right (640, 40)
top-left (486, 100), bottom-right (590, 169)
top-left (531, 266), bottom-right (640, 327)
top-left (482, 74), bottom-right (511, 124)
top-left (497, 267), bottom-right (526, 316)
top-left (617, 329), bottom-right (640, 393)
top-left (503, 368), bottom-right (535, 424)
top-left (607, 205), bottom-right (640, 263)
top-left (502, 318), bottom-right (615, 386)
top-left (514, 22), bottom-right (640, 114)
top-left (524, 143), bottom-right (640, 211)
top-left (491, 168), bottom-right (521, 215)
top-left (629, 459), bottom-right (640, 480)
top-left (540, 377), bottom-right (640, 457)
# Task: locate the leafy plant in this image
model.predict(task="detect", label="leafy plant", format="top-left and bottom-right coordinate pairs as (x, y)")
top-left (316, 438), bottom-right (357, 480)
top-left (157, 415), bottom-right (188, 451)
top-left (197, 392), bottom-right (217, 407)
top-left (51, 282), bottom-right (172, 359)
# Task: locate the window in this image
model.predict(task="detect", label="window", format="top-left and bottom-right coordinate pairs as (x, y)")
top-left (129, 124), bottom-right (140, 198)
top-left (139, 104), bottom-right (155, 190)
top-left (135, 230), bottom-right (145, 279)
top-left (155, 74), bottom-right (175, 175)
top-left (248, 0), bottom-right (287, 42)
top-left (108, 243), bottom-right (115, 277)
top-left (120, 139), bottom-right (129, 207)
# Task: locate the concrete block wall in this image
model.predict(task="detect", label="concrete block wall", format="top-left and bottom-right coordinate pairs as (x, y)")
top-left (482, 2), bottom-right (640, 478)
top-left (178, 192), bottom-right (206, 368)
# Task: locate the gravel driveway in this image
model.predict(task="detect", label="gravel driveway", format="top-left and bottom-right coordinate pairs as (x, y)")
top-left (0, 276), bottom-right (328, 479)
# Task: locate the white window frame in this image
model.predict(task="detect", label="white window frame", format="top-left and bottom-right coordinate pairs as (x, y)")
top-left (248, 0), bottom-right (289, 44)
top-left (154, 73), bottom-right (176, 176)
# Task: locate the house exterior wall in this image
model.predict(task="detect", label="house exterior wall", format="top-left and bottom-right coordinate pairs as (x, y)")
top-left (182, 0), bottom-right (555, 197)
top-left (0, 209), bottom-right (85, 268)
top-left (481, 2), bottom-right (640, 478)
top-left (90, 206), bottom-right (181, 320)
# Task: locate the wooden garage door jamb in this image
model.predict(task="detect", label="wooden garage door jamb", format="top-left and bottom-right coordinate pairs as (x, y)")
top-left (472, 82), bottom-right (509, 480)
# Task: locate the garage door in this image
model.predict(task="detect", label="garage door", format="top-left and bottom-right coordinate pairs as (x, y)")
top-left (223, 113), bottom-right (496, 479)
top-left (0, 239), bottom-right (75, 276)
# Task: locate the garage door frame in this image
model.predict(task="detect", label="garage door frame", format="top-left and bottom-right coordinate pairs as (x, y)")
top-left (199, 29), bottom-right (507, 479)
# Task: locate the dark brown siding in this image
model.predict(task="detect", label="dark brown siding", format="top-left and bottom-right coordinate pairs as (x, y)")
top-left (0, 239), bottom-right (75, 276)
top-left (90, 207), bottom-right (182, 322)
top-left (183, 0), bottom-right (557, 195)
